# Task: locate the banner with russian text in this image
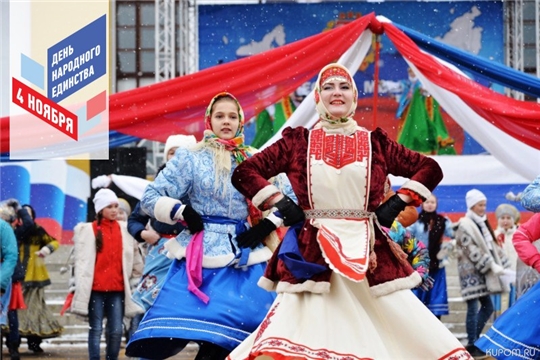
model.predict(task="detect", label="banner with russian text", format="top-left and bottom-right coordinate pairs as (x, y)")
top-left (9, 1), bottom-right (109, 160)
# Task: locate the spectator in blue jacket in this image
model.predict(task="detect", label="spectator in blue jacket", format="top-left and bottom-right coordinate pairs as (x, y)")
top-left (1, 203), bottom-right (19, 360)
top-left (0, 205), bottom-right (18, 298)
top-left (5, 199), bottom-right (32, 360)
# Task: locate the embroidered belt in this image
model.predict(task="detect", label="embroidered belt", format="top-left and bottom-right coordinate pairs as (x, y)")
top-left (304, 209), bottom-right (373, 220)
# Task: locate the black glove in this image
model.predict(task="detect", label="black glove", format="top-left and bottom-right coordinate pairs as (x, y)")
top-left (236, 219), bottom-right (277, 249)
top-left (274, 195), bottom-right (305, 226)
top-left (182, 205), bottom-right (204, 233)
top-left (375, 194), bottom-right (408, 228)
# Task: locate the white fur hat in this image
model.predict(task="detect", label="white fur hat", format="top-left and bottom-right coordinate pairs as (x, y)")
top-left (93, 188), bottom-right (119, 214)
top-left (0, 203), bottom-right (16, 223)
top-left (495, 204), bottom-right (519, 221)
top-left (466, 189), bottom-right (487, 209)
top-left (164, 135), bottom-right (197, 158)
top-left (117, 198), bottom-right (132, 216)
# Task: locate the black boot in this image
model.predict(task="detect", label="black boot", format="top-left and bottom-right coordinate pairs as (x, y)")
top-left (28, 342), bottom-right (44, 353)
top-left (465, 344), bottom-right (488, 360)
top-left (7, 342), bottom-right (20, 360)
top-left (28, 336), bottom-right (44, 353)
top-left (195, 341), bottom-right (230, 360)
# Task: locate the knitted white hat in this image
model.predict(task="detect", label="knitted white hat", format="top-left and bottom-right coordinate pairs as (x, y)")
top-left (164, 135), bottom-right (197, 158)
top-left (93, 188), bottom-right (119, 214)
top-left (465, 189), bottom-right (487, 209)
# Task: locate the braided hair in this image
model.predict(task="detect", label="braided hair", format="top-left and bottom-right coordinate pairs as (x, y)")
top-left (95, 212), bottom-right (104, 253)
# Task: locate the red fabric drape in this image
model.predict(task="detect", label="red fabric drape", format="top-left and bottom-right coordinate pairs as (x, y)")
top-left (107, 14), bottom-right (373, 143)
top-left (0, 15), bottom-right (374, 153)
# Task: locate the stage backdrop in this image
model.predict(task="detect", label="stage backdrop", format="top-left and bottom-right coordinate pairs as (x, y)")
top-left (200, 1), bottom-right (503, 154)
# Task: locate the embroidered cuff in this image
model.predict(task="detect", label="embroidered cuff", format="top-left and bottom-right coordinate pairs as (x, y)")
top-left (398, 180), bottom-right (431, 207)
top-left (252, 184), bottom-right (281, 210)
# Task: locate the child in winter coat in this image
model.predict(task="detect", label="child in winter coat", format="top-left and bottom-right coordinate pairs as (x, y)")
top-left (68, 188), bottom-right (143, 360)
top-left (493, 204), bottom-right (520, 310)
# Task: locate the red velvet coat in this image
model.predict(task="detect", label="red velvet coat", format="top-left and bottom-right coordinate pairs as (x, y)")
top-left (232, 126), bottom-right (443, 296)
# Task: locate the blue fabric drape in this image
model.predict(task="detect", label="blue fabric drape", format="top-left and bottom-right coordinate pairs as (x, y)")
top-left (395, 23), bottom-right (540, 99)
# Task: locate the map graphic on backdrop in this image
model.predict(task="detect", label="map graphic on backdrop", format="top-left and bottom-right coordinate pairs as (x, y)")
top-left (199, 1), bottom-right (503, 154)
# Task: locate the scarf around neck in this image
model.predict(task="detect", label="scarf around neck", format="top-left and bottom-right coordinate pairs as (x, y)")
top-left (467, 209), bottom-right (496, 249)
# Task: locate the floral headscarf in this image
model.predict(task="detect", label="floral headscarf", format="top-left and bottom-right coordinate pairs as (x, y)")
top-left (314, 63), bottom-right (359, 129)
top-left (202, 92), bottom-right (254, 164)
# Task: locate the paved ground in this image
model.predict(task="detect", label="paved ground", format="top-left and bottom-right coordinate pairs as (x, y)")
top-left (2, 339), bottom-right (499, 360)
top-left (1, 342), bottom-right (198, 360)
top-left (2, 343), bottom-right (497, 360)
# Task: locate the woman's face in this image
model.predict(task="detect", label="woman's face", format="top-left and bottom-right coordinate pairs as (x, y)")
top-left (471, 200), bottom-right (487, 217)
top-left (422, 195), bottom-right (437, 212)
top-left (210, 98), bottom-right (240, 140)
top-left (320, 80), bottom-right (354, 118)
top-left (101, 203), bottom-right (119, 221)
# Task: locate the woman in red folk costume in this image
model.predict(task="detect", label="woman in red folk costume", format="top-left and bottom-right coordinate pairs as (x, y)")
top-left (228, 63), bottom-right (471, 360)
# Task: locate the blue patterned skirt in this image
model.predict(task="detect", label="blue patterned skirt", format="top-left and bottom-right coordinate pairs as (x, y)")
top-left (125, 258), bottom-right (275, 359)
top-left (476, 280), bottom-right (540, 359)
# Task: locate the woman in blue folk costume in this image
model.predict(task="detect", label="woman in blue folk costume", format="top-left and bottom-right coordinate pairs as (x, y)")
top-left (126, 92), bottom-right (294, 360)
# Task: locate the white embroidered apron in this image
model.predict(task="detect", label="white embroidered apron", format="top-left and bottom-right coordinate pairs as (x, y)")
top-left (307, 127), bottom-right (374, 282)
